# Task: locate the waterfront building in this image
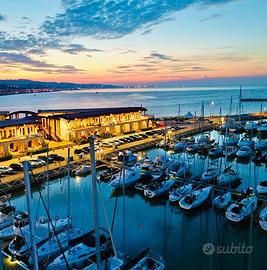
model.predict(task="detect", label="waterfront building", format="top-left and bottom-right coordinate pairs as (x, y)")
top-left (0, 111), bottom-right (45, 157)
top-left (38, 107), bottom-right (154, 141)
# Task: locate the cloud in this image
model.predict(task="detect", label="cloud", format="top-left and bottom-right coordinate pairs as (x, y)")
top-left (143, 51), bottom-right (180, 62)
top-left (200, 13), bottom-right (223, 22)
top-left (0, 51), bottom-right (84, 74)
top-left (0, 14), bottom-right (6, 22)
top-left (62, 43), bottom-right (103, 54)
top-left (41, 0), bottom-right (236, 39)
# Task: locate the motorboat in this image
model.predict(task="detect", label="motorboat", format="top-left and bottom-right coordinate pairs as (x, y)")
top-left (208, 145), bottom-right (223, 157)
top-left (118, 150), bottom-right (137, 164)
top-left (236, 146), bottom-right (253, 159)
top-left (98, 168), bottom-right (120, 182)
top-left (217, 167), bottom-right (239, 186)
top-left (259, 207), bottom-right (267, 231)
top-left (245, 121), bottom-right (258, 133)
top-left (135, 173), bottom-right (164, 191)
top-left (223, 146), bottom-right (238, 157)
top-left (179, 186), bottom-right (212, 210)
top-left (0, 204), bottom-right (15, 230)
top-left (0, 211), bottom-right (28, 240)
top-left (73, 165), bottom-right (91, 176)
top-left (168, 161), bottom-right (191, 178)
top-left (29, 227), bottom-right (84, 264)
top-left (174, 141), bottom-right (187, 152)
top-left (140, 156), bottom-right (173, 175)
top-left (185, 143), bottom-right (199, 154)
top-left (124, 249), bottom-right (165, 270)
top-left (252, 150), bottom-right (267, 163)
top-left (225, 135), bottom-right (239, 146)
top-left (226, 195), bottom-right (257, 222)
top-left (144, 179), bottom-right (176, 199)
top-left (213, 192), bottom-right (231, 210)
top-left (255, 140), bottom-right (267, 150)
top-left (201, 163), bottom-right (219, 182)
top-left (110, 166), bottom-right (141, 189)
top-left (8, 217), bottom-right (69, 257)
top-left (47, 228), bottom-right (110, 270)
top-left (238, 136), bottom-right (254, 148)
top-left (256, 181), bottom-right (267, 194)
top-left (169, 184), bottom-right (192, 203)
top-left (257, 121), bottom-right (267, 134)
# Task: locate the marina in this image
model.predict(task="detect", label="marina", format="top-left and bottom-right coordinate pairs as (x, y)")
top-left (1, 103), bottom-right (267, 269)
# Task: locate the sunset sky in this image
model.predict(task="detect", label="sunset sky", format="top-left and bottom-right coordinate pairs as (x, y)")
top-left (0, 0), bottom-right (267, 85)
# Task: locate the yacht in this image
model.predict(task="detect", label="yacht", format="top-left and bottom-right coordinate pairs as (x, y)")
top-left (110, 166), bottom-right (141, 189)
top-left (217, 167), bottom-right (239, 186)
top-left (179, 186), bottom-right (212, 210)
top-left (168, 161), bottom-right (191, 178)
top-left (238, 136), bottom-right (254, 148)
top-left (259, 207), bottom-right (267, 231)
top-left (256, 180), bottom-right (267, 194)
top-left (236, 146), bottom-right (253, 159)
top-left (29, 227), bottom-right (84, 264)
top-left (226, 195), bottom-right (257, 222)
top-left (47, 228), bottom-right (110, 270)
top-left (73, 165), bottom-right (91, 176)
top-left (245, 121), bottom-right (258, 133)
top-left (8, 217), bottom-right (68, 258)
top-left (255, 140), bottom-right (267, 151)
top-left (213, 192), bottom-right (231, 210)
top-left (169, 184), bottom-right (192, 203)
top-left (201, 163), bottom-right (219, 182)
top-left (257, 121), bottom-right (267, 134)
top-left (144, 179), bottom-right (176, 199)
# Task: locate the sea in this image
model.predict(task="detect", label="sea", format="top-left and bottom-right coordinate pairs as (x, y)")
top-left (1, 86), bottom-right (267, 117)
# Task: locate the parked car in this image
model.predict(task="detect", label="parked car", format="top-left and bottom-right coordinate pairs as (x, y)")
top-left (82, 146), bottom-right (90, 154)
top-left (29, 159), bottom-right (46, 168)
top-left (0, 166), bottom-right (14, 175)
top-left (9, 163), bottom-right (23, 172)
top-left (48, 154), bottom-right (65, 161)
top-left (38, 155), bottom-right (54, 163)
top-left (74, 149), bottom-right (83, 155)
top-left (102, 141), bottom-right (112, 147)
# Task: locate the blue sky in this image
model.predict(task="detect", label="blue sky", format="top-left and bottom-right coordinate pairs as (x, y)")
top-left (0, 0), bottom-right (266, 85)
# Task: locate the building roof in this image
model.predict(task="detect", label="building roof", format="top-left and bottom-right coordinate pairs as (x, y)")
top-left (0, 116), bottom-right (39, 128)
top-left (39, 107), bottom-right (147, 119)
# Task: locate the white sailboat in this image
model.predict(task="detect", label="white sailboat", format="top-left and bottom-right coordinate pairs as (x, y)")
top-left (110, 166), bottom-right (141, 188)
top-left (226, 195), bottom-right (257, 222)
top-left (259, 207), bottom-right (267, 231)
top-left (179, 186), bottom-right (212, 210)
top-left (217, 167), bottom-right (239, 186)
top-left (213, 192), bottom-right (231, 210)
top-left (8, 217), bottom-right (69, 257)
top-left (169, 184), bottom-right (192, 203)
top-left (201, 163), bottom-right (219, 182)
top-left (236, 146), bottom-right (252, 158)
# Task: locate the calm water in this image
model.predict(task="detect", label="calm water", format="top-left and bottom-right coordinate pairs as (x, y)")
top-left (1, 86), bottom-right (267, 117)
top-left (10, 131), bottom-right (267, 270)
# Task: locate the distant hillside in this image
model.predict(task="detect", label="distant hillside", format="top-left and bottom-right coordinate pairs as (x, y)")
top-left (0, 79), bottom-right (120, 95)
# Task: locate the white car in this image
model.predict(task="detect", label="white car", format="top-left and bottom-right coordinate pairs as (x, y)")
top-left (0, 166), bottom-right (14, 175)
top-left (29, 159), bottom-right (46, 168)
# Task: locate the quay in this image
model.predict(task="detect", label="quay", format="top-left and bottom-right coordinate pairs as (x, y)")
top-left (0, 120), bottom-right (216, 195)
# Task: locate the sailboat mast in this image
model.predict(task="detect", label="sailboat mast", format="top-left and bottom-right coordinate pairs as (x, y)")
top-left (23, 161), bottom-right (39, 270)
top-left (122, 153), bottom-right (126, 259)
top-left (46, 149), bottom-right (50, 234)
top-left (229, 96), bottom-right (233, 116)
top-left (89, 137), bottom-right (101, 269)
top-left (239, 86), bottom-right (242, 121)
top-left (67, 148), bottom-right (71, 253)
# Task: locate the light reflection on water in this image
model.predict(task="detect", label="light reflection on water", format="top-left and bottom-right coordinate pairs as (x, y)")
top-left (10, 130), bottom-right (267, 270)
